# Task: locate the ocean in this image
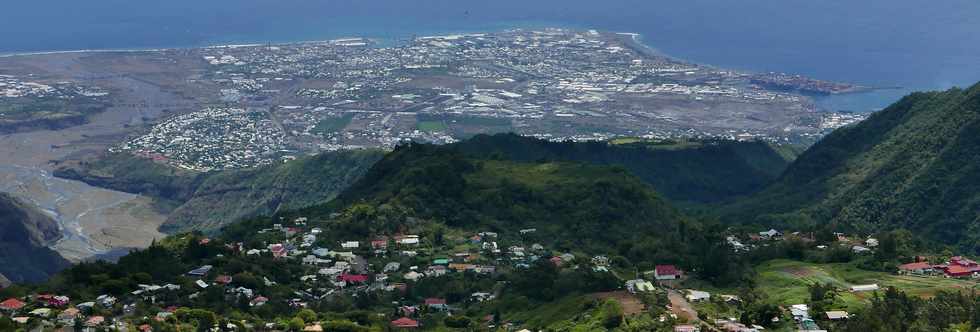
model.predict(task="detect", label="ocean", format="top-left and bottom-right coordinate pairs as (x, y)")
top-left (3, 0), bottom-right (979, 112)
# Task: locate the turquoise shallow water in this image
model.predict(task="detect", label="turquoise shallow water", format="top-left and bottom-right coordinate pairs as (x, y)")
top-left (3, 0), bottom-right (979, 111)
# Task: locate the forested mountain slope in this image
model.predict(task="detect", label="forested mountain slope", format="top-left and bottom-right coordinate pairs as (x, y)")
top-left (449, 134), bottom-right (793, 202)
top-left (730, 83), bottom-right (980, 251)
top-left (0, 193), bottom-right (71, 282)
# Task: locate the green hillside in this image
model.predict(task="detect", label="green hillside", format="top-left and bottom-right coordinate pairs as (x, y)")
top-left (729, 83), bottom-right (980, 251)
top-left (449, 134), bottom-right (794, 203)
top-left (55, 149), bottom-right (385, 233)
top-left (293, 142), bottom-right (716, 268)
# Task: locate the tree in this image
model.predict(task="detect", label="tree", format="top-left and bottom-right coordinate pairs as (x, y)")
top-left (601, 300), bottom-right (624, 328)
top-left (288, 317), bottom-right (305, 331)
top-left (295, 309), bottom-right (317, 324)
top-left (444, 315), bottom-right (472, 328)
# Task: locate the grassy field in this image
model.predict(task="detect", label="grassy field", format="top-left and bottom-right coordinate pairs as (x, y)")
top-left (417, 120), bottom-right (448, 132)
top-left (312, 114), bottom-right (354, 135)
top-left (754, 259), bottom-right (980, 310)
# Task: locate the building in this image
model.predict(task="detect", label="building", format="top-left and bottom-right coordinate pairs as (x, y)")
top-left (943, 256), bottom-right (980, 278)
top-left (849, 284), bottom-right (880, 292)
top-left (897, 262), bottom-right (935, 275)
top-left (391, 317), bottom-right (419, 329)
top-left (424, 298), bottom-right (448, 310)
top-left (186, 265), bottom-right (213, 278)
top-left (685, 290), bottom-right (711, 302)
top-left (625, 279), bottom-right (655, 293)
top-left (674, 324), bottom-right (700, 332)
top-left (826, 311), bottom-right (850, 320)
top-left (654, 265), bottom-right (682, 280)
top-left (0, 298), bottom-right (26, 312)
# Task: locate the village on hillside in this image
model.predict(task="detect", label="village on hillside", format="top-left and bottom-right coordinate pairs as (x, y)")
top-left (3, 215), bottom-right (978, 332)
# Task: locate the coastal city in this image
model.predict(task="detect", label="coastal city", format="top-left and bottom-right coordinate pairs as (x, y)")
top-left (113, 29), bottom-right (865, 169)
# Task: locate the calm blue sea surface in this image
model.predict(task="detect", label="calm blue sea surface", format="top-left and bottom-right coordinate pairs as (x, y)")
top-left (4, 0), bottom-right (979, 111)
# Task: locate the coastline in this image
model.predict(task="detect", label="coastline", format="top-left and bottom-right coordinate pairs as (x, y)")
top-left (0, 26), bottom-right (897, 113)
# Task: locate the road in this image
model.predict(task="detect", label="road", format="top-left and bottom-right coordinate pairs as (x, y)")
top-left (668, 289), bottom-right (700, 323)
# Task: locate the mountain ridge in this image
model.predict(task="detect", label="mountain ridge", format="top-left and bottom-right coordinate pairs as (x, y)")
top-left (728, 83), bottom-right (980, 251)
top-left (0, 192), bottom-right (71, 283)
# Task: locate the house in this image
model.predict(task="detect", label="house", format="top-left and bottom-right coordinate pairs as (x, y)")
top-left (944, 256), bottom-right (980, 278)
top-left (303, 255), bottom-right (319, 265)
top-left (790, 304), bottom-right (810, 319)
top-left (685, 290), bottom-right (711, 302)
top-left (559, 253), bottom-right (575, 262)
top-left (549, 256), bottom-right (564, 266)
top-left (196, 280), bottom-right (210, 289)
top-left (338, 274), bottom-right (369, 284)
top-left (250, 296), bottom-right (269, 307)
top-left (371, 238), bottom-right (389, 250)
top-left (424, 298), bottom-right (448, 310)
top-left (396, 235), bottom-right (420, 246)
top-left (448, 263), bottom-right (476, 272)
top-left (36, 294), bottom-right (69, 307)
top-left (384, 262), bottom-right (401, 273)
top-left (304, 324), bottom-right (323, 332)
top-left (270, 244), bottom-right (288, 258)
top-left (625, 279), bottom-right (655, 293)
top-left (404, 271), bottom-right (424, 281)
top-left (187, 265), bottom-right (213, 277)
top-left (426, 265), bottom-right (448, 277)
top-left (865, 238), bottom-right (879, 247)
top-left (759, 229), bottom-right (781, 239)
top-left (654, 265), bottom-right (682, 280)
top-left (944, 265), bottom-right (980, 278)
top-left (215, 275), bottom-right (233, 285)
top-left (897, 262), bottom-right (935, 275)
top-left (474, 265), bottom-right (497, 275)
top-left (234, 287), bottom-right (254, 299)
top-left (471, 292), bottom-right (494, 302)
top-left (58, 308), bottom-right (80, 325)
top-left (432, 258), bottom-right (450, 265)
top-left (850, 284), bottom-right (880, 292)
top-left (852, 245), bottom-right (872, 254)
top-left (674, 325), bottom-right (700, 332)
top-left (592, 255), bottom-right (610, 266)
top-left (86, 316), bottom-right (106, 327)
top-left (341, 241), bottom-right (360, 249)
top-left (391, 317), bottom-right (420, 329)
top-left (399, 305), bottom-right (418, 316)
top-left (826, 311), bottom-right (850, 320)
top-left (29, 308), bottom-right (52, 318)
top-left (0, 298), bottom-right (26, 311)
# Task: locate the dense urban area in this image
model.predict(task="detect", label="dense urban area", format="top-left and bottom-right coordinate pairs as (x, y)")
top-left (105, 29), bottom-right (865, 170)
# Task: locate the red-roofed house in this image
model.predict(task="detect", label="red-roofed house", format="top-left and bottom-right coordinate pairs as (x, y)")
top-left (338, 274), bottom-right (369, 283)
top-left (371, 238), bottom-right (389, 250)
top-left (945, 265), bottom-right (980, 278)
top-left (550, 256), bottom-right (564, 267)
top-left (0, 298), bottom-right (26, 311)
top-left (951, 256), bottom-right (978, 267)
top-left (270, 244), bottom-right (287, 259)
top-left (391, 317), bottom-right (419, 329)
top-left (897, 262), bottom-right (935, 275)
top-left (215, 275), bottom-right (233, 285)
top-left (944, 256), bottom-right (980, 278)
top-left (86, 316), bottom-right (106, 327)
top-left (654, 265), bottom-right (681, 280)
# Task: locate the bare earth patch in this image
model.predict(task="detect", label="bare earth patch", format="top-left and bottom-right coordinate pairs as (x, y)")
top-left (591, 291), bottom-right (646, 316)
